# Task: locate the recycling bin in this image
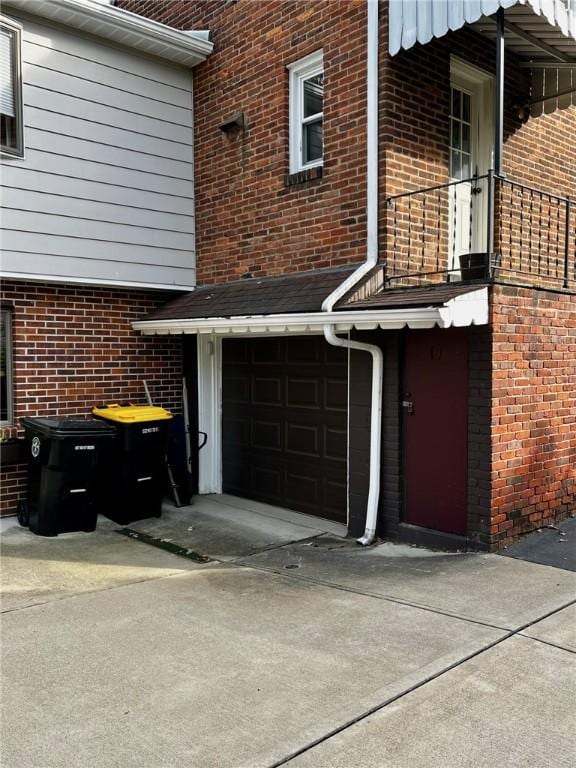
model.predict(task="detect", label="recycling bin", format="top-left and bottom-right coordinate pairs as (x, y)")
top-left (19, 417), bottom-right (116, 536)
top-left (92, 404), bottom-right (172, 524)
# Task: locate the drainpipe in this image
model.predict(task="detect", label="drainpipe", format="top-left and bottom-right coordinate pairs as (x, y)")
top-left (322, 0), bottom-right (382, 546)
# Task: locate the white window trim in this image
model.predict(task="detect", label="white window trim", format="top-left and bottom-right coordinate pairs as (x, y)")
top-left (288, 49), bottom-right (324, 174)
top-left (1, 309), bottom-right (14, 426)
top-left (0, 15), bottom-right (24, 159)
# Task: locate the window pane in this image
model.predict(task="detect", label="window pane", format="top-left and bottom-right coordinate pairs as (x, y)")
top-left (462, 92), bottom-right (471, 123)
top-left (303, 73), bottom-right (323, 118)
top-left (462, 122), bottom-right (470, 154)
top-left (451, 88), bottom-right (461, 119)
top-left (450, 118), bottom-right (460, 151)
top-left (0, 24), bottom-right (21, 155)
top-left (1, 115), bottom-right (17, 150)
top-left (303, 119), bottom-right (323, 163)
top-left (450, 149), bottom-right (461, 180)
top-left (0, 312), bottom-right (9, 422)
top-left (0, 28), bottom-right (15, 118)
top-left (461, 152), bottom-right (471, 179)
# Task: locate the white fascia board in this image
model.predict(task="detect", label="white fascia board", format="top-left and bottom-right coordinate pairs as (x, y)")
top-left (182, 30), bottom-right (211, 41)
top-left (3, 0), bottom-right (213, 66)
top-left (1, 271), bottom-right (196, 292)
top-left (438, 287), bottom-right (490, 327)
top-left (132, 289), bottom-right (489, 335)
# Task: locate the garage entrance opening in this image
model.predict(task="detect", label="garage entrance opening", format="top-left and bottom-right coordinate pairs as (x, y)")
top-left (222, 336), bottom-right (348, 523)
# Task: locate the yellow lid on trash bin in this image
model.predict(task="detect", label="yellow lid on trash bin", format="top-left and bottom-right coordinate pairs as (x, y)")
top-left (92, 404), bottom-right (173, 423)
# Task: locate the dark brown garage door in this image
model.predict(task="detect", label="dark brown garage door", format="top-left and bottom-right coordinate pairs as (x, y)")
top-left (222, 336), bottom-right (348, 523)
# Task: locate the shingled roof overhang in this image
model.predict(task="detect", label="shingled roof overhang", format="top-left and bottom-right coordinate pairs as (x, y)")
top-left (133, 268), bottom-right (489, 336)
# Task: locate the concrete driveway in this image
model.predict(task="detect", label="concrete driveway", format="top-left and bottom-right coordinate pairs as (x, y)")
top-left (2, 496), bottom-right (575, 768)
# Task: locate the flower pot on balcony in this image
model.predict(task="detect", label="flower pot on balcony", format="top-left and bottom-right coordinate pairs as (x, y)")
top-left (0, 439), bottom-right (27, 466)
top-left (458, 252), bottom-right (489, 281)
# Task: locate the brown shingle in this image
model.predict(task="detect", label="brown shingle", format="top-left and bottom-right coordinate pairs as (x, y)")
top-left (337, 283), bottom-right (488, 310)
top-left (146, 266), bottom-right (358, 321)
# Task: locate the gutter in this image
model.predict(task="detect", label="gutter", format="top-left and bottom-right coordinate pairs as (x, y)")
top-left (132, 293), bottom-right (490, 334)
top-left (321, 0), bottom-right (382, 546)
top-left (3, 0), bottom-right (214, 64)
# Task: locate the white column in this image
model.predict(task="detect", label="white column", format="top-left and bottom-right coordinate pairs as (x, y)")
top-left (197, 334), bottom-right (222, 494)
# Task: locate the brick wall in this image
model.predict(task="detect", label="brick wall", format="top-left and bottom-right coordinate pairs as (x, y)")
top-left (467, 325), bottom-right (493, 549)
top-left (0, 281), bottom-right (183, 515)
top-left (490, 285), bottom-right (576, 545)
top-left (119, 1), bottom-right (575, 291)
top-left (119, 0), bottom-right (368, 284)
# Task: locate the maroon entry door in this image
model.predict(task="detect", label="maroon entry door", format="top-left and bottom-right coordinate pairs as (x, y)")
top-left (403, 328), bottom-right (469, 535)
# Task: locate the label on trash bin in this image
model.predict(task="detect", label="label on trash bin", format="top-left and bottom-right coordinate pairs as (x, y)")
top-left (31, 437), bottom-right (41, 458)
top-left (142, 427), bottom-right (160, 434)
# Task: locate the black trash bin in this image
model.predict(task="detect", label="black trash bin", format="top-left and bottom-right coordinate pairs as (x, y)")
top-left (92, 404), bottom-right (172, 525)
top-left (19, 417), bottom-right (116, 536)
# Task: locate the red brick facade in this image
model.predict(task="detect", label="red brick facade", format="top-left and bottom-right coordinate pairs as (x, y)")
top-left (0, 282), bottom-right (182, 515)
top-left (490, 286), bottom-right (576, 544)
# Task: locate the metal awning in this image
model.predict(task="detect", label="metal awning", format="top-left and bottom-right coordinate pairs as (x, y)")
top-left (133, 286), bottom-right (489, 336)
top-left (390, 1), bottom-right (576, 56)
top-left (390, 0), bottom-right (576, 113)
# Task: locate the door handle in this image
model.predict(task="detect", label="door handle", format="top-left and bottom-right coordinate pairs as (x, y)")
top-left (401, 400), bottom-right (414, 415)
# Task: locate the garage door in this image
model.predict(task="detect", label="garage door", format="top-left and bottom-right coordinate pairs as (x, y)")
top-left (222, 336), bottom-right (348, 522)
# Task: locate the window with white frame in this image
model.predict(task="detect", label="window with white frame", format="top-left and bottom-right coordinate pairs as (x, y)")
top-left (0, 17), bottom-right (23, 157)
top-left (288, 50), bottom-right (324, 174)
top-left (0, 309), bottom-right (13, 424)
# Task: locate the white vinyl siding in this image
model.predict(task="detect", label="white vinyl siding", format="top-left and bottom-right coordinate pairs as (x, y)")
top-left (0, 15), bottom-right (196, 289)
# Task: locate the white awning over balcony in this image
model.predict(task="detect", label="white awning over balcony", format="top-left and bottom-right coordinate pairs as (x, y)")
top-left (390, 0), bottom-right (576, 55)
top-left (389, 0), bottom-right (576, 113)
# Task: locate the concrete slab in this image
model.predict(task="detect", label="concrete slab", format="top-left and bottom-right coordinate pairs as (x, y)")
top-left (0, 519), bottom-right (203, 612)
top-left (237, 536), bottom-right (576, 629)
top-left (1, 565), bottom-right (504, 768)
top-left (285, 636), bottom-right (576, 768)
top-left (127, 495), bottom-right (341, 562)
top-left (500, 517), bottom-right (576, 572)
top-left (208, 494), bottom-right (348, 538)
top-left (521, 603), bottom-right (576, 652)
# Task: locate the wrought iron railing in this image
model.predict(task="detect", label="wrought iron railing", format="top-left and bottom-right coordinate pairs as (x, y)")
top-left (385, 172), bottom-right (574, 290)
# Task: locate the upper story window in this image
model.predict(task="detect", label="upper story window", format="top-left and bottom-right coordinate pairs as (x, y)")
top-left (0, 17), bottom-right (24, 158)
top-left (288, 50), bottom-right (324, 174)
top-left (0, 309), bottom-right (13, 424)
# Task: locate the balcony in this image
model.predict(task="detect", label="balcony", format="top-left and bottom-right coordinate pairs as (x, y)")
top-left (383, 173), bottom-right (574, 292)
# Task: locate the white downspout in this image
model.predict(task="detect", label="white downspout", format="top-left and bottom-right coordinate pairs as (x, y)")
top-left (322, 0), bottom-right (381, 546)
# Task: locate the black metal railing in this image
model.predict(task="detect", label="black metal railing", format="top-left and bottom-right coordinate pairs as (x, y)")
top-left (385, 172), bottom-right (574, 290)
top-left (495, 177), bottom-right (572, 289)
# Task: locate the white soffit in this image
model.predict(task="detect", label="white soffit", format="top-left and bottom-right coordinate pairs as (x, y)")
top-left (389, 0), bottom-right (576, 59)
top-left (3, 0), bottom-right (213, 67)
top-left (133, 288), bottom-right (489, 336)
